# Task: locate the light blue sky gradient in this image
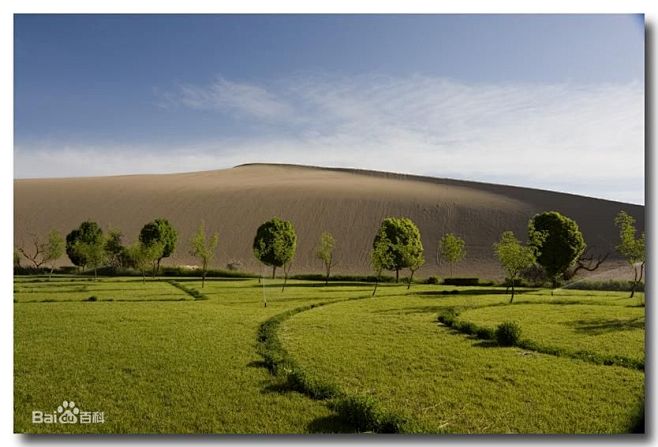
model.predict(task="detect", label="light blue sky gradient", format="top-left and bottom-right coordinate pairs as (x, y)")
top-left (14, 14), bottom-right (644, 203)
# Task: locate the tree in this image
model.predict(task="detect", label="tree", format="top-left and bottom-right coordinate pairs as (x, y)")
top-left (17, 230), bottom-right (64, 277)
top-left (253, 217), bottom-right (297, 291)
top-left (189, 221), bottom-right (219, 288)
top-left (437, 233), bottom-right (466, 277)
top-left (72, 233), bottom-right (107, 281)
top-left (13, 247), bottom-right (21, 269)
top-left (493, 231), bottom-right (537, 303)
top-left (66, 221), bottom-right (103, 270)
top-left (528, 211), bottom-right (586, 288)
top-left (315, 231), bottom-right (336, 285)
top-left (126, 241), bottom-right (164, 283)
top-left (17, 233), bottom-right (48, 269)
top-left (372, 217), bottom-right (424, 283)
top-left (406, 254), bottom-right (425, 290)
top-left (370, 229), bottom-right (393, 297)
top-left (44, 230), bottom-right (65, 279)
top-left (615, 211), bottom-right (645, 298)
top-left (139, 218), bottom-right (178, 275)
top-left (104, 228), bottom-right (126, 269)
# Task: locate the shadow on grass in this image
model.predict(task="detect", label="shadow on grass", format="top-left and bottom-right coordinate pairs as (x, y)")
top-left (250, 282), bottom-right (375, 289)
top-left (567, 317), bottom-right (645, 334)
top-left (415, 289), bottom-right (539, 297)
top-left (306, 414), bottom-right (356, 434)
top-left (471, 340), bottom-right (499, 348)
top-left (17, 297), bottom-right (191, 304)
top-left (373, 306), bottom-right (444, 315)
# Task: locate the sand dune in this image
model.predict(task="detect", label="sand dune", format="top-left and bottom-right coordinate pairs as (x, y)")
top-left (14, 163), bottom-right (643, 280)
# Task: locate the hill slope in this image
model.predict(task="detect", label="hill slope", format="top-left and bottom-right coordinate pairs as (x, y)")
top-left (14, 163), bottom-right (643, 279)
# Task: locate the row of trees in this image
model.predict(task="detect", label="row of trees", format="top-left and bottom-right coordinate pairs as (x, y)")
top-left (15, 210), bottom-right (644, 298)
top-left (365, 210), bottom-right (644, 300)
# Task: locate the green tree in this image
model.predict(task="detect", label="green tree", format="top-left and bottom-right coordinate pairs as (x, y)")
top-left (253, 217), bottom-right (297, 292)
top-left (372, 217), bottom-right (424, 283)
top-left (615, 211), bottom-right (645, 299)
top-left (66, 221), bottom-right (103, 270)
top-left (72, 233), bottom-right (107, 281)
top-left (13, 247), bottom-right (21, 269)
top-left (315, 231), bottom-right (336, 285)
top-left (44, 230), bottom-right (65, 279)
top-left (139, 218), bottom-right (178, 275)
top-left (104, 228), bottom-right (126, 269)
top-left (189, 221), bottom-right (219, 289)
top-left (126, 241), bottom-right (164, 283)
top-left (370, 229), bottom-right (394, 297)
top-left (493, 231), bottom-right (537, 303)
top-left (437, 233), bottom-right (466, 277)
top-left (406, 253), bottom-right (425, 290)
top-left (528, 211), bottom-right (586, 288)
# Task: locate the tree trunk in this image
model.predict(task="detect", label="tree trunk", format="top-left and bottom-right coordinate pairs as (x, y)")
top-left (630, 265), bottom-right (639, 298)
top-left (49, 265), bottom-right (54, 281)
top-left (372, 269), bottom-right (380, 297)
top-left (94, 266), bottom-right (98, 281)
top-left (157, 258), bottom-right (162, 275)
top-left (407, 269), bottom-right (415, 290)
top-left (395, 269), bottom-right (399, 283)
top-left (272, 266), bottom-right (277, 279)
top-left (325, 264), bottom-right (330, 286)
top-left (142, 270), bottom-right (146, 283)
top-left (509, 281), bottom-right (515, 303)
top-left (281, 274), bottom-right (288, 292)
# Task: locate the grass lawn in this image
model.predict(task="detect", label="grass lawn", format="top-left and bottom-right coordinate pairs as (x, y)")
top-left (280, 287), bottom-right (645, 433)
top-left (14, 276), bottom-right (645, 434)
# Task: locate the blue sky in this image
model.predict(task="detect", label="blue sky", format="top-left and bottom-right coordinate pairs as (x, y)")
top-left (14, 14), bottom-right (644, 203)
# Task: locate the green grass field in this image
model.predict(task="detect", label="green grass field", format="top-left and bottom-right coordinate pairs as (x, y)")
top-left (14, 276), bottom-right (645, 434)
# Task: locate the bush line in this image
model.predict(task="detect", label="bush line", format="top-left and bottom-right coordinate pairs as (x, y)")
top-left (257, 299), bottom-right (417, 433)
top-left (167, 280), bottom-right (209, 301)
top-left (437, 309), bottom-right (644, 371)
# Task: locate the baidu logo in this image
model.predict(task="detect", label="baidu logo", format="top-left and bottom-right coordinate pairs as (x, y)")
top-left (32, 400), bottom-right (104, 425)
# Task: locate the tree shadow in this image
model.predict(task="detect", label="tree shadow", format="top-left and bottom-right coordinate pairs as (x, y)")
top-left (246, 360), bottom-right (268, 369)
top-left (567, 317), bottom-right (645, 334)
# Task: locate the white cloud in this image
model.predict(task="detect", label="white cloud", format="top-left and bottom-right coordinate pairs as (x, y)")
top-left (15, 74), bottom-right (644, 204)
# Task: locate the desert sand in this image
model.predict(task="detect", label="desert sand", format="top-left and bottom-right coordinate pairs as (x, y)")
top-left (14, 163), bottom-right (643, 280)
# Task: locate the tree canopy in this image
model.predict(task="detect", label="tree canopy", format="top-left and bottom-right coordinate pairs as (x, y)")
top-left (253, 217), bottom-right (297, 279)
top-left (438, 233), bottom-right (466, 277)
top-left (189, 221), bottom-right (219, 288)
top-left (493, 231), bottom-right (536, 302)
top-left (372, 217), bottom-right (424, 282)
top-left (66, 221), bottom-right (104, 268)
top-left (139, 218), bottom-right (178, 272)
top-left (528, 211), bottom-right (585, 286)
top-left (614, 210), bottom-right (645, 298)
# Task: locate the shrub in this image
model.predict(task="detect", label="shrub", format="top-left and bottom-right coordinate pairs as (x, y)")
top-left (226, 260), bottom-right (243, 271)
top-left (290, 274), bottom-right (396, 283)
top-left (331, 395), bottom-right (407, 433)
top-left (496, 321), bottom-right (522, 346)
top-left (455, 320), bottom-right (477, 335)
top-left (476, 327), bottom-right (496, 340)
top-left (424, 276), bottom-right (440, 285)
top-left (443, 277), bottom-right (479, 286)
top-left (563, 280), bottom-right (644, 292)
top-left (86, 295), bottom-right (98, 302)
